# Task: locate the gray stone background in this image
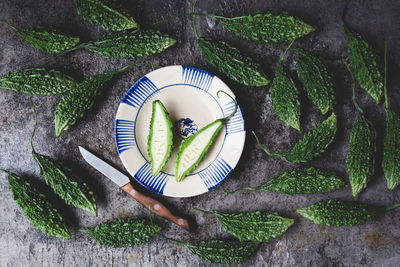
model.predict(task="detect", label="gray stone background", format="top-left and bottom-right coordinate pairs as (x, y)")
top-left (1, 0), bottom-right (400, 266)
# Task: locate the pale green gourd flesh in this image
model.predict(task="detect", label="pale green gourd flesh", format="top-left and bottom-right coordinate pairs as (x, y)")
top-left (148, 100), bottom-right (173, 175)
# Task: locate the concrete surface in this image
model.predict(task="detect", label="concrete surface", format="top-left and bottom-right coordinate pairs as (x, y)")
top-left (1, 0), bottom-right (400, 266)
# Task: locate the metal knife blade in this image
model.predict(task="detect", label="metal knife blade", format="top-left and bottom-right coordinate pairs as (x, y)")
top-left (79, 146), bottom-right (129, 187)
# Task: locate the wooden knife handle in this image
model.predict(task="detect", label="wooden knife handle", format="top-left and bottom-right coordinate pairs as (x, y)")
top-left (121, 183), bottom-right (190, 230)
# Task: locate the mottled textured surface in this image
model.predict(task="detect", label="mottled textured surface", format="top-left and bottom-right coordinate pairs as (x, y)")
top-left (1, 0), bottom-right (400, 266)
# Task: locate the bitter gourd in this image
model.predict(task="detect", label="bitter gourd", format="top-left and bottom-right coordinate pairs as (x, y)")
top-left (254, 113), bottom-right (337, 163)
top-left (382, 42), bottom-right (400, 190)
top-left (297, 199), bottom-right (400, 226)
top-left (193, 1), bottom-right (268, 87)
top-left (295, 48), bottom-right (335, 115)
top-left (74, 30), bottom-right (176, 59)
top-left (193, 208), bottom-right (294, 243)
top-left (80, 217), bottom-right (162, 247)
top-left (344, 60), bottom-right (376, 197)
top-left (344, 25), bottom-right (383, 103)
top-left (0, 67), bottom-right (76, 95)
top-left (227, 167), bottom-right (344, 195)
top-left (30, 100), bottom-right (97, 215)
top-left (164, 236), bottom-right (259, 265)
top-left (148, 100), bottom-right (173, 175)
top-left (76, 0), bottom-right (138, 31)
top-left (3, 170), bottom-right (70, 238)
top-left (197, 37), bottom-right (269, 87)
top-left (175, 91), bottom-right (237, 182)
top-left (0, 20), bottom-right (80, 54)
top-left (270, 59), bottom-right (301, 130)
top-left (54, 64), bottom-right (133, 136)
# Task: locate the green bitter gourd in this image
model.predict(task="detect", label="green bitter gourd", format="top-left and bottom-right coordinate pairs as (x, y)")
top-left (3, 170), bottom-right (70, 238)
top-left (193, 208), bottom-right (294, 243)
top-left (297, 199), bottom-right (400, 226)
top-left (76, 0), bottom-right (138, 31)
top-left (80, 217), bottom-right (162, 247)
top-left (30, 100), bottom-right (97, 215)
top-left (254, 112), bottom-right (337, 163)
top-left (227, 167), bottom-right (344, 195)
top-left (0, 67), bottom-right (76, 95)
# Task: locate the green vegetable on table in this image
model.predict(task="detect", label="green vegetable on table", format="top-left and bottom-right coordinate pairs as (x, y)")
top-left (193, 208), bottom-right (294, 243)
top-left (344, 25), bottom-right (383, 103)
top-left (65, 29), bottom-right (176, 59)
top-left (76, 0), bottom-right (138, 31)
top-left (0, 67), bottom-right (76, 95)
top-left (382, 42), bottom-right (400, 190)
top-left (227, 167), bottom-right (345, 195)
top-left (193, 0), bottom-right (268, 87)
top-left (270, 42), bottom-right (301, 130)
top-left (80, 217), bottom-right (162, 247)
top-left (148, 100), bottom-right (174, 175)
top-left (54, 63), bottom-right (137, 136)
top-left (295, 48), bottom-right (335, 115)
top-left (343, 60), bottom-right (376, 198)
top-left (211, 11), bottom-right (315, 44)
top-left (164, 236), bottom-right (260, 265)
top-left (253, 112), bottom-right (337, 163)
top-left (0, 20), bottom-right (80, 54)
top-left (30, 100), bottom-right (97, 215)
top-left (175, 91), bottom-right (237, 182)
top-left (2, 170), bottom-right (70, 238)
top-left (297, 199), bottom-right (400, 226)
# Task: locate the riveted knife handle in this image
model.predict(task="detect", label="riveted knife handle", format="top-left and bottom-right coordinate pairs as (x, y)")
top-left (121, 183), bottom-right (190, 230)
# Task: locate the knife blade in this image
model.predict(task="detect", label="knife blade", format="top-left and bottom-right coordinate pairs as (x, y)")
top-left (79, 146), bottom-right (189, 230)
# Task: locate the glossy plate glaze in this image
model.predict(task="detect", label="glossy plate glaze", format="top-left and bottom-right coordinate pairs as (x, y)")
top-left (115, 65), bottom-right (245, 197)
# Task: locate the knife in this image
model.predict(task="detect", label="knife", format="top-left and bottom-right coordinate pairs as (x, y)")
top-left (79, 146), bottom-right (190, 230)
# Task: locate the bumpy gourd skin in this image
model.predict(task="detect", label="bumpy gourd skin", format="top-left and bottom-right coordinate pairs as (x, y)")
top-left (76, 0), bottom-right (138, 31)
top-left (344, 26), bottom-right (383, 103)
top-left (346, 112), bottom-right (376, 197)
top-left (81, 30), bottom-right (176, 59)
top-left (270, 61), bottom-right (301, 130)
top-left (80, 217), bottom-right (161, 247)
top-left (4, 170), bottom-right (70, 238)
top-left (198, 37), bottom-right (269, 87)
top-left (0, 67), bottom-right (76, 95)
top-left (256, 113), bottom-right (337, 163)
top-left (32, 152), bottom-right (97, 216)
top-left (168, 238), bottom-right (259, 265)
top-left (297, 199), bottom-right (385, 226)
top-left (233, 167), bottom-right (344, 194)
top-left (54, 69), bottom-right (118, 136)
top-left (17, 28), bottom-right (80, 54)
top-left (214, 12), bottom-right (315, 44)
top-left (383, 108), bottom-right (400, 190)
top-left (295, 49), bottom-right (335, 115)
top-left (194, 208), bottom-right (294, 243)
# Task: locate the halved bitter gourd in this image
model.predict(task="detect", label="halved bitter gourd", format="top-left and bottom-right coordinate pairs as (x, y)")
top-left (148, 100), bottom-right (174, 175)
top-left (175, 91), bottom-right (238, 182)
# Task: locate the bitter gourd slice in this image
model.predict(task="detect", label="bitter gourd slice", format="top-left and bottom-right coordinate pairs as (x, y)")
top-left (227, 167), bottom-right (344, 195)
top-left (3, 170), bottom-right (70, 238)
top-left (254, 113), bottom-right (337, 163)
top-left (175, 91), bottom-right (237, 182)
top-left (297, 199), bottom-right (400, 226)
top-left (148, 100), bottom-right (173, 175)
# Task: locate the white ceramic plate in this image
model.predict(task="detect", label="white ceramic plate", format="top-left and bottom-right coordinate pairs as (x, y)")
top-left (115, 65), bottom-right (245, 197)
